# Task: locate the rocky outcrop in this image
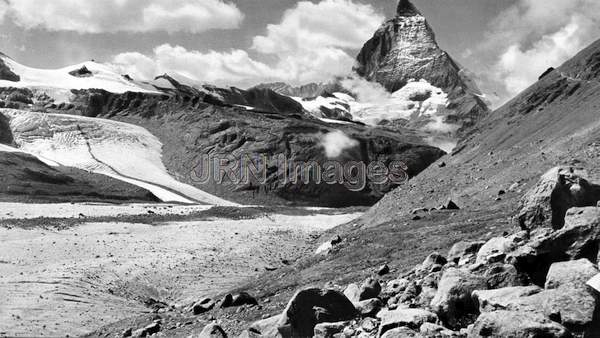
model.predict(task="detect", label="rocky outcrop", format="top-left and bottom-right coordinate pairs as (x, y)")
top-left (252, 81), bottom-right (347, 99)
top-left (0, 54), bottom-right (20, 82)
top-left (0, 111), bottom-right (13, 144)
top-left (355, 0), bottom-right (489, 135)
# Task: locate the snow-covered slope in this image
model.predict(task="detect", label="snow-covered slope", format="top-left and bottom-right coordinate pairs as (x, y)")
top-left (0, 55), bottom-right (160, 102)
top-left (3, 109), bottom-right (236, 205)
top-left (294, 79), bottom-right (458, 152)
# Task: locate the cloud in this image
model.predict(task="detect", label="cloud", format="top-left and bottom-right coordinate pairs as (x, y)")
top-left (0, 0), bottom-right (244, 33)
top-left (484, 0), bottom-right (600, 99)
top-left (111, 0), bottom-right (383, 87)
top-left (320, 130), bottom-right (359, 158)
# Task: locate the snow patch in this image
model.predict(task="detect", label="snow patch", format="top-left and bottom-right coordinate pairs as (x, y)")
top-left (320, 130), bottom-right (359, 158)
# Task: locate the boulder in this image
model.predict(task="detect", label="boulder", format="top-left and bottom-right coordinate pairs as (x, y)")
top-left (478, 263), bottom-right (528, 289)
top-left (545, 258), bottom-right (598, 289)
top-left (420, 322), bottom-right (462, 337)
top-left (416, 253), bottom-right (447, 277)
top-left (277, 288), bottom-right (357, 337)
top-left (343, 283), bottom-right (361, 303)
top-left (467, 310), bottom-right (571, 338)
top-left (359, 278), bottom-right (381, 301)
top-left (447, 241), bottom-right (485, 266)
top-left (192, 298), bottom-right (215, 315)
top-left (515, 166), bottom-right (600, 230)
top-left (231, 292), bottom-right (258, 307)
top-left (384, 278), bottom-right (410, 296)
top-left (315, 235), bottom-right (343, 255)
top-left (381, 327), bottom-right (423, 338)
top-left (430, 268), bottom-right (487, 328)
top-left (377, 308), bottom-right (439, 335)
top-left (313, 321), bottom-right (348, 338)
top-left (440, 200), bottom-right (460, 210)
top-left (472, 286), bottom-right (543, 313)
top-left (354, 298), bottom-right (384, 317)
top-left (476, 235), bottom-right (523, 265)
top-left (248, 315), bottom-right (281, 337)
top-left (198, 323), bottom-right (227, 338)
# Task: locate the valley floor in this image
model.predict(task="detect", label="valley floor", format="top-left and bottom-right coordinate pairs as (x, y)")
top-left (0, 203), bottom-right (361, 337)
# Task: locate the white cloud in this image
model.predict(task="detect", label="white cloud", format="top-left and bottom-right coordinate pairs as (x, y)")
top-left (1, 0), bottom-right (243, 33)
top-left (111, 0), bottom-right (383, 87)
top-left (320, 130), bottom-right (359, 158)
top-left (485, 0), bottom-right (600, 98)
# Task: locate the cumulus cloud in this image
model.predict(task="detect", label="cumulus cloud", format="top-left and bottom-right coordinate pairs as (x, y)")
top-left (320, 130), bottom-right (359, 158)
top-left (485, 0), bottom-right (600, 98)
top-left (111, 0), bottom-right (383, 86)
top-left (0, 0), bottom-right (243, 33)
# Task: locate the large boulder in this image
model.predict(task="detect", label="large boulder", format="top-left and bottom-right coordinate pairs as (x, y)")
top-left (467, 310), bottom-right (571, 338)
top-left (516, 166), bottom-right (600, 230)
top-left (430, 268), bottom-right (487, 328)
top-left (198, 323), bottom-right (227, 338)
top-left (447, 241), bottom-right (485, 266)
top-left (277, 288), bottom-right (357, 337)
top-left (248, 315), bottom-right (281, 337)
top-left (313, 321), bottom-right (348, 338)
top-left (472, 286), bottom-right (544, 313)
top-left (545, 258), bottom-right (598, 289)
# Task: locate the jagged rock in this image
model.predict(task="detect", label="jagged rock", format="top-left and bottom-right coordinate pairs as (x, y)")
top-left (516, 166), bottom-right (600, 230)
top-left (377, 308), bottom-right (439, 335)
top-left (508, 207), bottom-right (600, 286)
top-left (354, 298), bottom-right (384, 317)
top-left (416, 253), bottom-right (447, 277)
top-left (381, 327), bottom-right (423, 338)
top-left (430, 268), bottom-right (487, 328)
top-left (198, 323), bottom-right (227, 338)
top-left (343, 283), bottom-right (361, 303)
top-left (132, 321), bottom-right (161, 338)
top-left (355, 0), bottom-right (488, 135)
top-left (472, 286), bottom-right (544, 313)
top-left (248, 315), bottom-right (281, 337)
top-left (447, 241), bottom-right (485, 266)
top-left (277, 288), bottom-right (357, 337)
top-left (467, 311), bottom-right (571, 338)
top-left (439, 200), bottom-right (460, 210)
top-left (476, 235), bottom-right (524, 265)
top-left (192, 298), bottom-right (215, 315)
top-left (69, 65), bottom-right (93, 77)
top-left (359, 278), bottom-right (382, 301)
top-left (313, 321), bottom-right (348, 338)
top-left (420, 322), bottom-right (462, 337)
top-left (378, 264), bottom-right (391, 276)
top-left (545, 258), bottom-right (598, 289)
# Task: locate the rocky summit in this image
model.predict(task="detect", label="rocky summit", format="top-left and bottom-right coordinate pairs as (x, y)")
top-left (355, 0), bottom-right (489, 135)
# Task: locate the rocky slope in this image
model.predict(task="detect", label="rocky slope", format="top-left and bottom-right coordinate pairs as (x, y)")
top-left (354, 0), bottom-right (489, 136)
top-left (83, 36), bottom-right (600, 338)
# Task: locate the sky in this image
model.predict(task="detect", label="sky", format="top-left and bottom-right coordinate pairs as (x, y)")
top-left (0, 0), bottom-right (598, 107)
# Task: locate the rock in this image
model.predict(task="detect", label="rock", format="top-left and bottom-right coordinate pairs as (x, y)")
top-left (440, 200), bottom-right (460, 210)
top-left (249, 315), bottom-right (281, 337)
top-left (467, 310), bottom-right (571, 338)
top-left (231, 292), bottom-right (258, 307)
top-left (587, 273), bottom-right (600, 293)
top-left (122, 328), bottom-right (132, 337)
top-left (343, 283), bottom-right (361, 303)
top-left (479, 263), bottom-right (528, 289)
top-left (359, 278), bottom-right (381, 301)
top-left (515, 166), bottom-right (600, 230)
top-left (132, 322), bottom-right (161, 338)
top-left (361, 317), bottom-right (378, 332)
top-left (415, 272), bottom-right (442, 308)
top-left (277, 288), bottom-right (357, 337)
top-left (476, 235), bottom-right (522, 265)
top-left (220, 294), bottom-right (234, 308)
top-left (378, 264), bottom-right (391, 276)
top-left (416, 253), bottom-right (447, 277)
top-left (420, 322), bottom-right (461, 337)
top-left (377, 308), bottom-right (439, 335)
top-left (198, 323), bottom-right (227, 338)
top-left (472, 286), bottom-right (543, 313)
top-left (384, 278), bottom-right (410, 296)
top-left (315, 235), bottom-right (342, 255)
top-left (69, 65), bottom-right (93, 77)
top-left (545, 258), bottom-right (598, 289)
top-left (313, 321), bottom-right (348, 338)
top-left (447, 241), bottom-right (484, 266)
top-left (354, 298), bottom-right (384, 317)
top-left (0, 56), bottom-right (20, 82)
top-left (192, 298), bottom-right (215, 315)
top-left (430, 268), bottom-right (487, 328)
top-left (381, 327), bottom-right (423, 338)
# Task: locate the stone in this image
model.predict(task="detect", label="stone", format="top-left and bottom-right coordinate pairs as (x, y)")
top-left (354, 298), bottom-right (384, 317)
top-left (378, 264), bottom-right (391, 276)
top-left (313, 321), bottom-right (348, 338)
top-left (471, 286), bottom-right (543, 313)
top-left (479, 263), bottom-right (528, 289)
top-left (467, 310), bottom-right (571, 338)
top-left (440, 200), bottom-right (460, 210)
top-left (377, 308), bottom-right (439, 335)
top-left (277, 288), bottom-right (357, 337)
top-left (381, 327), bottom-right (423, 338)
top-left (416, 253), bottom-right (447, 277)
top-left (249, 315), bottom-right (281, 337)
top-left (192, 298), bottom-right (215, 315)
top-left (316, 235), bottom-right (343, 255)
top-left (384, 278), bottom-right (410, 296)
top-left (359, 278), bottom-right (381, 301)
top-left (515, 166), bottom-right (600, 230)
top-left (447, 241), bottom-right (485, 266)
top-left (545, 258), bottom-right (598, 289)
top-left (198, 323), bottom-right (227, 338)
top-left (343, 283), bottom-right (361, 303)
top-left (430, 268), bottom-right (487, 328)
top-left (420, 322), bottom-right (461, 337)
top-left (476, 236), bottom-right (521, 265)
top-left (231, 292), bottom-right (258, 307)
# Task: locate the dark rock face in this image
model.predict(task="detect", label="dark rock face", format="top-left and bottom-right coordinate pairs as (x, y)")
top-left (0, 152), bottom-right (158, 203)
top-left (43, 77), bottom-right (444, 207)
top-left (355, 0), bottom-right (489, 134)
top-left (0, 56), bottom-right (20, 82)
top-left (252, 82), bottom-right (347, 99)
top-left (69, 66), bottom-right (93, 78)
top-left (0, 112), bottom-right (13, 145)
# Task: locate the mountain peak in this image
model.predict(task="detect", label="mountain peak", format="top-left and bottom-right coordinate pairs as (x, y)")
top-left (396, 0), bottom-right (421, 16)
